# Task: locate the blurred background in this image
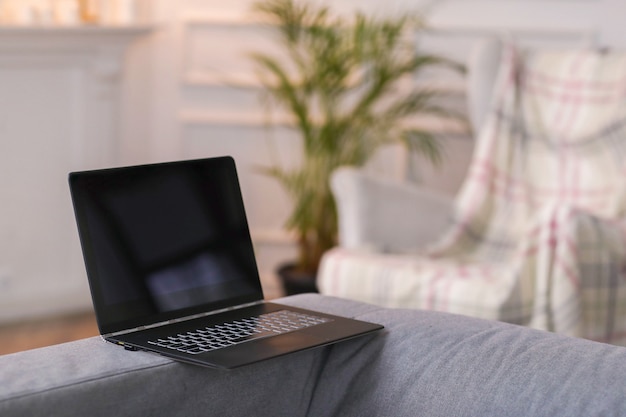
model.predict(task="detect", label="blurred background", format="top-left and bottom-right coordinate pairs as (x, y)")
top-left (0, 0), bottom-right (624, 353)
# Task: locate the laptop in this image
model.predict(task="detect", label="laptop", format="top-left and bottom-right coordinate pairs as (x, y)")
top-left (68, 156), bottom-right (382, 369)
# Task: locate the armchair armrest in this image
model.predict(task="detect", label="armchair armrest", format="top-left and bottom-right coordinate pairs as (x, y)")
top-left (331, 167), bottom-right (454, 252)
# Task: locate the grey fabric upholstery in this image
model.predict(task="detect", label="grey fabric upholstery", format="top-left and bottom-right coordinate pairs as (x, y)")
top-left (2, 294), bottom-right (626, 416)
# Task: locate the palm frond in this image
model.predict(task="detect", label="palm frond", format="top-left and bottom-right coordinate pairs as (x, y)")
top-left (250, 0), bottom-right (465, 272)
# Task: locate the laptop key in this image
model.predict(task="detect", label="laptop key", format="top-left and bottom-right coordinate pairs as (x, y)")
top-left (226, 330), bottom-right (277, 344)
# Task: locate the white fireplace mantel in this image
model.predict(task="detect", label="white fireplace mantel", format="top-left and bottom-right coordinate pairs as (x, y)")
top-left (0, 25), bottom-right (154, 78)
top-left (0, 24), bottom-right (153, 42)
top-left (0, 24), bottom-right (154, 323)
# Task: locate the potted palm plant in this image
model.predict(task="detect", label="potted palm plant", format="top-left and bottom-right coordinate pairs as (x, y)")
top-left (250, 0), bottom-right (464, 293)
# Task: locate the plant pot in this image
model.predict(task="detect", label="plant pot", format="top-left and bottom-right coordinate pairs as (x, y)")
top-left (277, 262), bottom-right (318, 296)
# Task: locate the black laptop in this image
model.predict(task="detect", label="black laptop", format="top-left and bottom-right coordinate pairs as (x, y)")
top-left (68, 156), bottom-right (382, 369)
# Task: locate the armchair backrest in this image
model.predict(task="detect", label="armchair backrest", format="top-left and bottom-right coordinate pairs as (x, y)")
top-left (461, 43), bottom-right (626, 223)
top-left (467, 38), bottom-right (503, 134)
top-left (504, 45), bottom-right (623, 216)
top-left (433, 42), bottom-right (626, 259)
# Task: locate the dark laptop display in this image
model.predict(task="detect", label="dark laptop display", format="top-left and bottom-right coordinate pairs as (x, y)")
top-left (69, 156), bottom-right (382, 369)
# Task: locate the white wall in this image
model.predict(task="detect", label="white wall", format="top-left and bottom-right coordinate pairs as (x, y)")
top-left (1, 0), bottom-right (625, 322)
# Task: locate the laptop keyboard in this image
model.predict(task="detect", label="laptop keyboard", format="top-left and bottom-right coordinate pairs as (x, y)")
top-left (147, 310), bottom-right (332, 355)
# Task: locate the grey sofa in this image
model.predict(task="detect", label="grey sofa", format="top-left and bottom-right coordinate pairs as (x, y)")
top-left (2, 294), bottom-right (626, 417)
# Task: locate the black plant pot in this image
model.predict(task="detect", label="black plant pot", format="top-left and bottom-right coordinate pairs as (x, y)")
top-left (277, 262), bottom-right (318, 296)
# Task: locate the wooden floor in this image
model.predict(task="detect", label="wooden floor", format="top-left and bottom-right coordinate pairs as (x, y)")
top-left (0, 311), bottom-right (99, 356)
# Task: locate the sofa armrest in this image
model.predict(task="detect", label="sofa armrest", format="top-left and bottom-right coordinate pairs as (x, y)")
top-left (304, 295), bottom-right (626, 417)
top-left (2, 294), bottom-right (626, 417)
top-left (331, 166), bottom-right (454, 252)
top-left (0, 295), bottom-right (380, 417)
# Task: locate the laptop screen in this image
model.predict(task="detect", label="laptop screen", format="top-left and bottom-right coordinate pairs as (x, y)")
top-left (69, 157), bottom-right (263, 334)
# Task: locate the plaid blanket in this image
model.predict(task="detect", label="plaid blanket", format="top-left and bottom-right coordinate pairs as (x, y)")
top-left (319, 44), bottom-right (626, 345)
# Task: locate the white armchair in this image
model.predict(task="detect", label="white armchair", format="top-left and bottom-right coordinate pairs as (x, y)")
top-left (318, 39), bottom-right (626, 346)
top-left (331, 166), bottom-right (454, 253)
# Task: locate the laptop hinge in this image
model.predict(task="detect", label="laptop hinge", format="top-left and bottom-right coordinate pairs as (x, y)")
top-left (104, 300), bottom-right (265, 338)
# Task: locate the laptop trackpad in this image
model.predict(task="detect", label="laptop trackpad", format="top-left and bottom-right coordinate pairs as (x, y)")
top-left (204, 332), bottom-right (322, 369)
